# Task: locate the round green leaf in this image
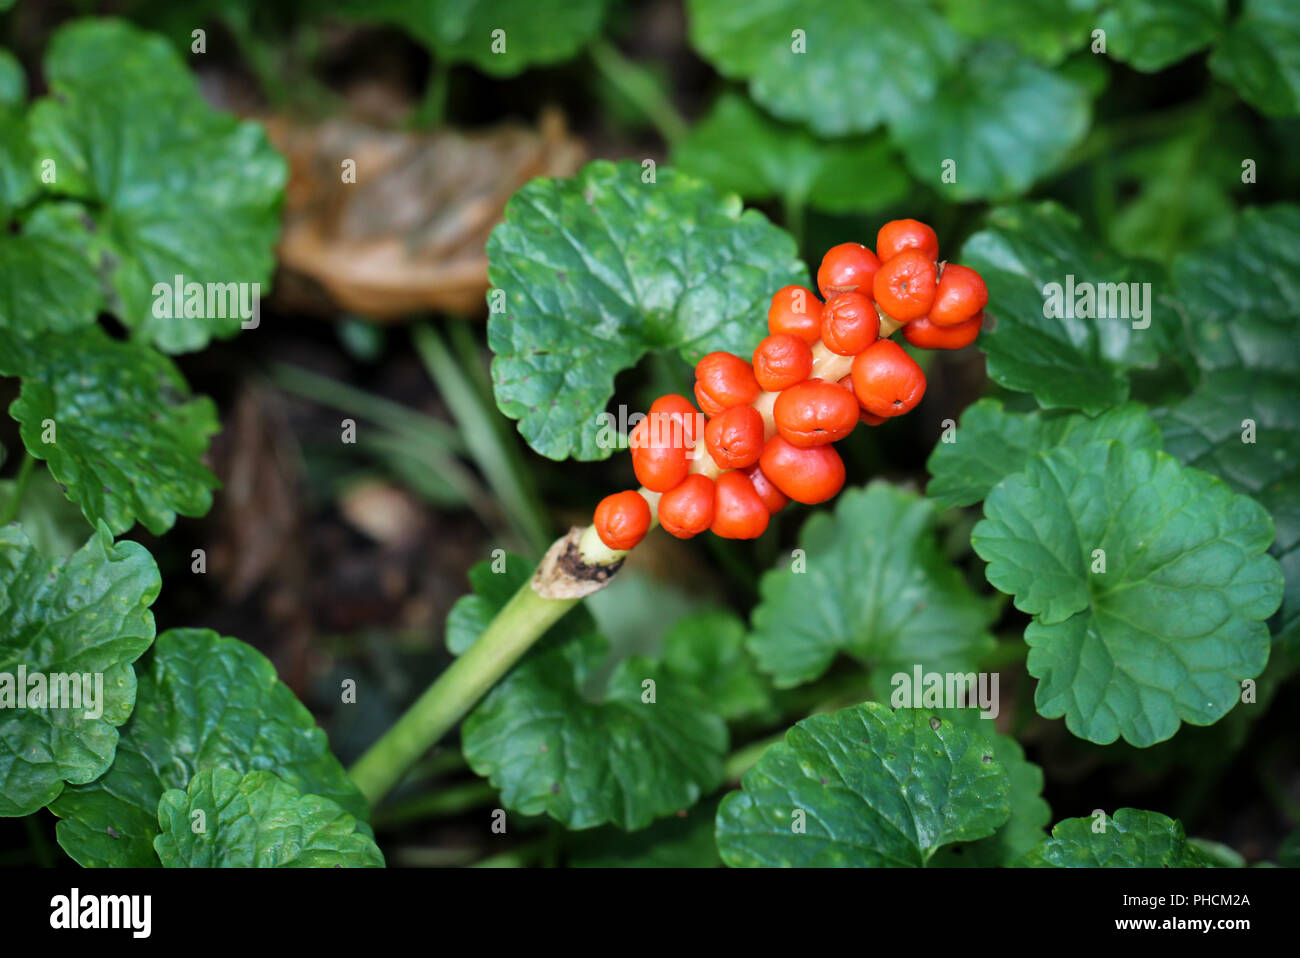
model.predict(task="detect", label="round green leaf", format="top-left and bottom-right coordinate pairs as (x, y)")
top-left (937, 0), bottom-right (1096, 65)
top-left (155, 769), bottom-right (384, 868)
top-left (1022, 808), bottom-right (1213, 866)
top-left (51, 628), bottom-right (367, 868)
top-left (715, 703), bottom-right (1011, 867)
top-left (673, 93), bottom-right (909, 214)
top-left (0, 523), bottom-right (159, 817)
top-left (0, 205), bottom-right (104, 338)
top-left (451, 554), bottom-right (728, 830)
top-left (486, 159), bottom-right (805, 460)
top-left (1099, 0), bottom-right (1226, 72)
top-left (748, 482), bottom-right (995, 690)
top-left (341, 0), bottom-right (608, 77)
top-left (0, 462), bottom-right (92, 559)
top-left (27, 18), bottom-right (287, 353)
top-left (891, 45), bottom-right (1090, 201)
top-left (972, 441), bottom-right (1282, 746)
top-left (1210, 0), bottom-right (1300, 117)
top-left (926, 399), bottom-right (1162, 509)
top-left (686, 0), bottom-right (962, 137)
top-left (0, 47), bottom-right (24, 106)
top-left (927, 708), bottom-right (1050, 867)
top-left (961, 202), bottom-right (1173, 413)
top-left (662, 608), bottom-right (773, 723)
top-left (1155, 205), bottom-right (1300, 647)
top-left (0, 324), bottom-right (220, 537)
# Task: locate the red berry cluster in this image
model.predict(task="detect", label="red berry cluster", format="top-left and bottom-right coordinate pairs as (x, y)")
top-left (593, 219), bottom-right (987, 552)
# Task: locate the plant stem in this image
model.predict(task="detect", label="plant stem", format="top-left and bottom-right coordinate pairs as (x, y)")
top-left (0, 452), bottom-right (36, 526)
top-left (412, 59), bottom-right (451, 128)
top-left (371, 780), bottom-right (499, 829)
top-left (588, 38), bottom-right (688, 145)
top-left (348, 575), bottom-right (579, 807)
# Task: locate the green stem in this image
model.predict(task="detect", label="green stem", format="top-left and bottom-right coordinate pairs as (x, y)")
top-left (588, 38), bottom-right (688, 145)
top-left (371, 780), bottom-right (499, 829)
top-left (348, 576), bottom-right (579, 807)
top-left (412, 60), bottom-right (451, 128)
top-left (782, 188), bottom-right (808, 255)
top-left (0, 452), bottom-right (36, 526)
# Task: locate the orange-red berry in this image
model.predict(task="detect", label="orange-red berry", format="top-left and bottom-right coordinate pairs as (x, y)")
top-left (820, 292), bottom-right (880, 356)
top-left (758, 436), bottom-right (846, 504)
top-left (657, 474), bottom-right (715, 539)
top-left (903, 312), bottom-right (984, 350)
top-left (873, 249), bottom-right (937, 322)
top-left (649, 393), bottom-right (703, 446)
top-left (630, 412), bottom-right (689, 492)
top-left (753, 333), bottom-right (814, 391)
top-left (711, 470), bottom-right (770, 539)
top-left (773, 379), bottom-right (860, 447)
top-left (928, 264), bottom-right (988, 327)
top-left (593, 490), bottom-right (651, 551)
top-left (744, 463), bottom-right (788, 515)
top-left (705, 404), bottom-right (765, 469)
top-left (767, 285), bottom-right (823, 345)
top-left (695, 351), bottom-right (760, 413)
top-left (817, 242), bottom-right (881, 299)
top-left (876, 219), bottom-right (939, 263)
top-left (851, 339), bottom-right (927, 418)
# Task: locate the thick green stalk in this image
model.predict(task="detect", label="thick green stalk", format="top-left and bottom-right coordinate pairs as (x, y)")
top-left (348, 574), bottom-right (579, 807)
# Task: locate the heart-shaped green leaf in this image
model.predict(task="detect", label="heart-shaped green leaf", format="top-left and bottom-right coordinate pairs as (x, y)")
top-left (686, 0), bottom-right (961, 137)
top-left (155, 768), bottom-right (384, 868)
top-left (1210, 0), bottom-right (1300, 117)
top-left (673, 93), bottom-right (909, 214)
top-left (0, 324), bottom-right (220, 537)
top-left (340, 0), bottom-right (609, 77)
top-left (890, 45), bottom-right (1090, 200)
top-left (961, 202), bottom-right (1174, 413)
top-left (926, 399), bottom-right (1162, 509)
top-left (449, 554), bottom-right (728, 830)
top-left (1100, 0), bottom-right (1226, 72)
top-left (715, 704), bottom-right (1011, 867)
top-left (51, 628), bottom-right (367, 867)
top-left (972, 441), bottom-right (1282, 746)
top-left (748, 482), bottom-right (995, 689)
top-left (27, 18), bottom-right (286, 353)
top-left (486, 159), bottom-right (805, 460)
top-left (1022, 808), bottom-right (1213, 866)
top-left (1155, 205), bottom-right (1300, 647)
top-left (0, 523), bottom-right (159, 817)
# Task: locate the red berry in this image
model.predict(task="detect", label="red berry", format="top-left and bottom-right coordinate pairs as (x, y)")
top-left (768, 285), bottom-right (823, 345)
top-left (705, 404), bottom-right (765, 469)
top-left (711, 470), bottom-right (770, 539)
top-left (753, 333), bottom-right (814, 391)
top-left (928, 264), bottom-right (988, 327)
top-left (649, 393), bottom-right (703, 446)
top-left (695, 351), bottom-right (760, 413)
top-left (758, 435), bottom-right (846, 504)
top-left (838, 374), bottom-right (886, 424)
top-left (851, 339), bottom-right (927, 418)
top-left (820, 292), bottom-right (880, 356)
top-left (876, 219), bottom-right (939, 262)
top-left (817, 243), bottom-right (880, 299)
top-left (593, 490), bottom-right (651, 551)
top-left (903, 312), bottom-right (984, 350)
top-left (630, 412), bottom-right (690, 492)
top-left (773, 379), bottom-right (860, 447)
top-left (657, 474), bottom-right (715, 539)
top-left (873, 249), bottom-right (937, 322)
top-left (744, 463), bottom-right (788, 515)
top-left (693, 382), bottom-right (725, 418)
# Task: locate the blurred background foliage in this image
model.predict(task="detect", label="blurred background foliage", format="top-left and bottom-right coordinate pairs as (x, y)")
top-left (1, 0), bottom-right (1297, 867)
